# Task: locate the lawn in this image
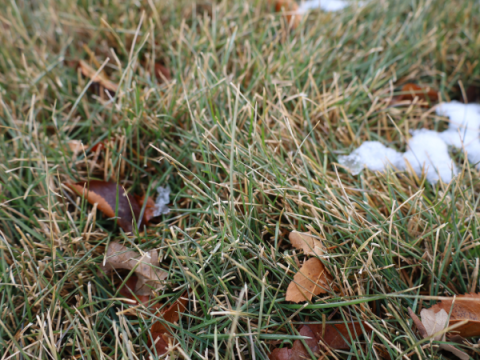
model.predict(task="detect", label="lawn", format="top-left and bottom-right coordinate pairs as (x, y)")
top-left (1, 0), bottom-right (480, 359)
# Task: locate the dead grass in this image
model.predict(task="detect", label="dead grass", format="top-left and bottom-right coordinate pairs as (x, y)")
top-left (1, 0), bottom-right (480, 359)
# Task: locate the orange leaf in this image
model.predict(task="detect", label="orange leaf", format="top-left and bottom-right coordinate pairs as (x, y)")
top-left (286, 258), bottom-right (333, 303)
top-left (275, 0), bottom-right (301, 29)
top-left (428, 293), bottom-right (480, 338)
top-left (135, 194), bottom-right (157, 225)
top-left (269, 323), bottom-right (368, 359)
top-left (391, 83), bottom-right (438, 106)
top-left (66, 181), bottom-right (141, 233)
top-left (78, 60), bottom-right (118, 93)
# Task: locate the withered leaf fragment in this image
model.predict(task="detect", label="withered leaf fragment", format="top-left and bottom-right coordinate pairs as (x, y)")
top-left (269, 323), bottom-right (368, 359)
top-left (66, 181), bottom-right (141, 233)
top-left (135, 194), bottom-right (157, 225)
top-left (78, 60), bottom-right (118, 93)
top-left (149, 293), bottom-right (189, 355)
top-left (286, 257), bottom-right (333, 303)
top-left (100, 241), bottom-right (168, 296)
top-left (391, 83), bottom-right (438, 106)
top-left (289, 231), bottom-right (324, 257)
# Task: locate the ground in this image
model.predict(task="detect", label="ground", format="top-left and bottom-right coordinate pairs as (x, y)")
top-left (1, 0), bottom-right (480, 359)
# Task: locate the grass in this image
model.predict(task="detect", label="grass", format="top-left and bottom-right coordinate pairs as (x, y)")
top-left (1, 0), bottom-right (480, 358)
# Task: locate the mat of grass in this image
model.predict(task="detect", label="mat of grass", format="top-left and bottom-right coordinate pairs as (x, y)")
top-left (1, 0), bottom-right (480, 359)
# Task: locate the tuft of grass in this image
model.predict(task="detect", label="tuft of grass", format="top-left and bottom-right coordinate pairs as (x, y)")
top-left (1, 0), bottom-right (480, 358)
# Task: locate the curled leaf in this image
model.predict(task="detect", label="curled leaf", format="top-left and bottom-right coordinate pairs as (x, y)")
top-left (286, 257), bottom-right (333, 303)
top-left (100, 241), bottom-right (168, 296)
top-left (66, 181), bottom-right (141, 233)
top-left (78, 60), bottom-right (118, 93)
top-left (289, 231), bottom-right (324, 257)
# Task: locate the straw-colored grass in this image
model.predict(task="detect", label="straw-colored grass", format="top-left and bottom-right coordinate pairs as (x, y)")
top-left (1, 0), bottom-right (480, 358)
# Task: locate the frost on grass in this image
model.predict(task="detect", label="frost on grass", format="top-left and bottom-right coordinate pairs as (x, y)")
top-left (338, 141), bottom-right (404, 175)
top-left (297, 0), bottom-right (364, 13)
top-left (437, 101), bottom-right (480, 168)
top-left (403, 129), bottom-right (457, 184)
top-left (153, 186), bottom-right (171, 216)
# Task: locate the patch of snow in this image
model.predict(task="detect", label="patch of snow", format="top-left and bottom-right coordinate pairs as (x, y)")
top-left (339, 101), bottom-right (480, 184)
top-left (153, 186), bottom-right (171, 216)
top-left (338, 141), bottom-right (404, 175)
top-left (437, 101), bottom-right (480, 168)
top-left (297, 0), bottom-right (363, 13)
top-left (403, 129), bottom-right (457, 184)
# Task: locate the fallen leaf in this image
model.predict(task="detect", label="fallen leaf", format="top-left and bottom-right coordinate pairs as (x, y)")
top-left (67, 140), bottom-right (87, 156)
top-left (275, 0), bottom-right (301, 29)
top-left (286, 257), bottom-right (333, 303)
top-left (428, 293), bottom-right (480, 338)
top-left (90, 141), bottom-right (105, 152)
top-left (409, 307), bottom-right (469, 360)
top-left (66, 181), bottom-right (141, 233)
top-left (117, 275), bottom-right (151, 306)
top-left (408, 307), bottom-right (428, 338)
top-left (135, 194), bottom-right (157, 225)
top-left (154, 63), bottom-right (172, 82)
top-left (269, 323), bottom-right (368, 359)
top-left (289, 231), bottom-right (324, 257)
top-left (100, 241), bottom-right (168, 296)
top-left (391, 83), bottom-right (438, 106)
top-left (78, 60), bottom-right (118, 93)
top-left (149, 292), bottom-right (189, 355)
top-left (421, 308), bottom-right (449, 341)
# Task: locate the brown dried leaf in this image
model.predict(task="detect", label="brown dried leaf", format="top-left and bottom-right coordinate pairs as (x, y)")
top-left (429, 293), bottom-right (480, 338)
top-left (78, 60), bottom-right (118, 93)
top-left (289, 231), bottom-right (324, 257)
top-left (408, 307), bottom-right (428, 338)
top-left (269, 323), bottom-right (368, 359)
top-left (149, 292), bottom-right (189, 355)
top-left (66, 181), bottom-right (141, 233)
top-left (286, 258), bottom-right (332, 303)
top-left (154, 63), bottom-right (172, 82)
top-left (100, 241), bottom-right (168, 296)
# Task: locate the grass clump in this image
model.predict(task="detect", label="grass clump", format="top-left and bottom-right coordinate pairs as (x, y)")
top-left (1, 0), bottom-right (480, 359)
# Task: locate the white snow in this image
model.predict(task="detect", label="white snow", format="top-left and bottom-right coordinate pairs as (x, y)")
top-left (153, 186), bottom-right (171, 216)
top-left (297, 0), bottom-right (363, 13)
top-left (339, 101), bottom-right (480, 184)
top-left (436, 101), bottom-right (480, 168)
top-left (403, 129), bottom-right (457, 184)
top-left (338, 141), bottom-right (404, 175)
